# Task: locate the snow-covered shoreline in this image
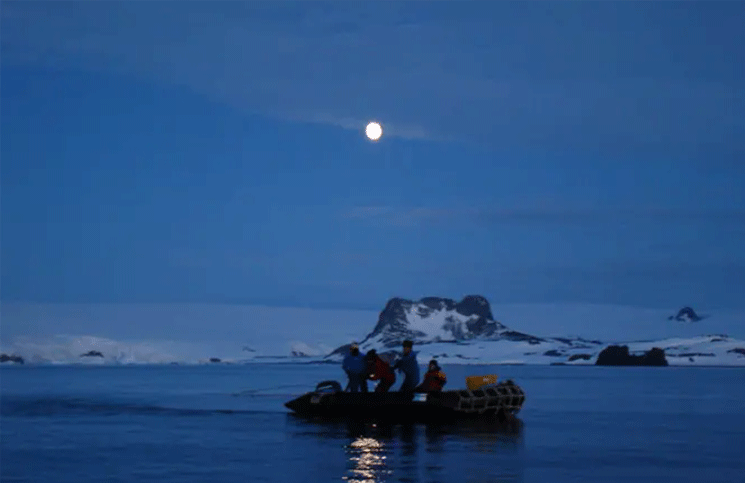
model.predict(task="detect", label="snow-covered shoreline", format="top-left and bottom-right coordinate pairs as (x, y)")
top-left (2, 299), bottom-right (744, 366)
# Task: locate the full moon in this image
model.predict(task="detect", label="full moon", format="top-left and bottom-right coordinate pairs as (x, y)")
top-left (365, 122), bottom-right (383, 141)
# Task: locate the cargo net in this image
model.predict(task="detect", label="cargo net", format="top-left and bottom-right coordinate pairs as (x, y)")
top-left (452, 380), bottom-right (525, 415)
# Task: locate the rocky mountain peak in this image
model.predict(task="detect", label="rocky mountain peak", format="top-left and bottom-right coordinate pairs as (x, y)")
top-left (668, 306), bottom-right (703, 322)
top-left (363, 295), bottom-right (506, 348)
top-left (326, 295), bottom-right (546, 358)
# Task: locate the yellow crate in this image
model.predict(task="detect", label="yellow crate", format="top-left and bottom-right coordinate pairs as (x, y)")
top-left (465, 374), bottom-right (498, 391)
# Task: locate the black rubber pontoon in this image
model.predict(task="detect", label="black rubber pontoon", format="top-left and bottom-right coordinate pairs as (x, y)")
top-left (285, 379), bottom-right (525, 423)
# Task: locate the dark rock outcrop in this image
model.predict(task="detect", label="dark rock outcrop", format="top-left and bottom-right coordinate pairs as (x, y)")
top-left (543, 350), bottom-right (563, 357)
top-left (80, 350), bottom-right (104, 358)
top-left (209, 357), bottom-right (221, 363)
top-left (668, 307), bottom-right (703, 322)
top-left (596, 345), bottom-right (668, 366)
top-left (568, 354), bottom-right (592, 362)
top-left (500, 330), bottom-right (544, 345)
top-left (454, 295), bottom-right (494, 320)
top-left (0, 353), bottom-right (24, 364)
top-left (727, 348), bottom-right (745, 356)
top-left (553, 337), bottom-right (574, 345)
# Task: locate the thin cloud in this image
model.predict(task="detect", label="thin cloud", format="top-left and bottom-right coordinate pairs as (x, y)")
top-left (3, 2), bottom-right (744, 156)
top-left (279, 110), bottom-right (432, 141)
top-left (342, 205), bottom-right (745, 227)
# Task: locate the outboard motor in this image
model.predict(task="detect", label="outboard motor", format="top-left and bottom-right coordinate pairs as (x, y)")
top-left (315, 380), bottom-right (342, 393)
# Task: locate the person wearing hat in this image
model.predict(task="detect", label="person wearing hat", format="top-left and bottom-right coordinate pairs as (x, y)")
top-left (342, 342), bottom-right (368, 392)
top-left (392, 339), bottom-right (420, 392)
top-left (416, 359), bottom-right (447, 392)
top-left (365, 349), bottom-right (396, 393)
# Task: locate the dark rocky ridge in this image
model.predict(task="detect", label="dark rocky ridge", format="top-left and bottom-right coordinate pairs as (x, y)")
top-left (500, 330), bottom-right (544, 345)
top-left (80, 350), bottom-right (104, 358)
top-left (1, 354), bottom-right (24, 364)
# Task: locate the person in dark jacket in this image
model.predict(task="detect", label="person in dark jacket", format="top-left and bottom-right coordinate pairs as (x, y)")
top-left (416, 359), bottom-right (447, 392)
top-left (365, 349), bottom-right (396, 393)
top-left (342, 343), bottom-right (368, 392)
top-left (393, 340), bottom-right (420, 392)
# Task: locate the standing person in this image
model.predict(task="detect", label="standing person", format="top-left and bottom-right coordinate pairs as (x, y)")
top-left (416, 359), bottom-right (447, 392)
top-left (342, 343), bottom-right (368, 392)
top-left (393, 340), bottom-right (420, 392)
top-left (365, 349), bottom-right (396, 393)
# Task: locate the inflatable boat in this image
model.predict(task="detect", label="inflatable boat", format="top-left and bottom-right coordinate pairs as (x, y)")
top-left (284, 378), bottom-right (526, 424)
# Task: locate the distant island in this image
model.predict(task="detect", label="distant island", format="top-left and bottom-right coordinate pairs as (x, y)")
top-left (321, 296), bottom-right (743, 367)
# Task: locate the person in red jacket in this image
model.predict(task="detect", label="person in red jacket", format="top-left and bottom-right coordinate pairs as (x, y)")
top-left (416, 359), bottom-right (447, 392)
top-left (365, 350), bottom-right (396, 393)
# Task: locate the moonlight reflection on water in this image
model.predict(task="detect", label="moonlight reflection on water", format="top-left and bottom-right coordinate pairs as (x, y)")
top-left (345, 436), bottom-right (390, 483)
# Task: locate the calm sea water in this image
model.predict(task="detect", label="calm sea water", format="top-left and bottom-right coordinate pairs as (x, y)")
top-left (1, 364), bottom-right (744, 483)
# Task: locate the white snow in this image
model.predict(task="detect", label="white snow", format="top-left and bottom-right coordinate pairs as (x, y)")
top-left (402, 305), bottom-right (483, 341)
top-left (405, 305), bottom-right (452, 340)
top-left (0, 302), bottom-right (376, 364)
top-left (1, 301), bottom-right (744, 366)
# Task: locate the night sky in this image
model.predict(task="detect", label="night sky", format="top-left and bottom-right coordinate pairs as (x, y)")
top-left (2, 1), bottom-right (744, 310)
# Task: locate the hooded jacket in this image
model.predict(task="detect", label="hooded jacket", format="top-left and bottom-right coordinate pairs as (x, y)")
top-left (393, 350), bottom-right (420, 386)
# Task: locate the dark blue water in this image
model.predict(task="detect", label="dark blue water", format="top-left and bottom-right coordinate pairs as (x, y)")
top-left (2, 364), bottom-right (744, 483)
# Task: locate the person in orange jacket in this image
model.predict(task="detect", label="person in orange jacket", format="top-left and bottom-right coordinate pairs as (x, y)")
top-left (365, 349), bottom-right (396, 393)
top-left (416, 359), bottom-right (447, 392)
